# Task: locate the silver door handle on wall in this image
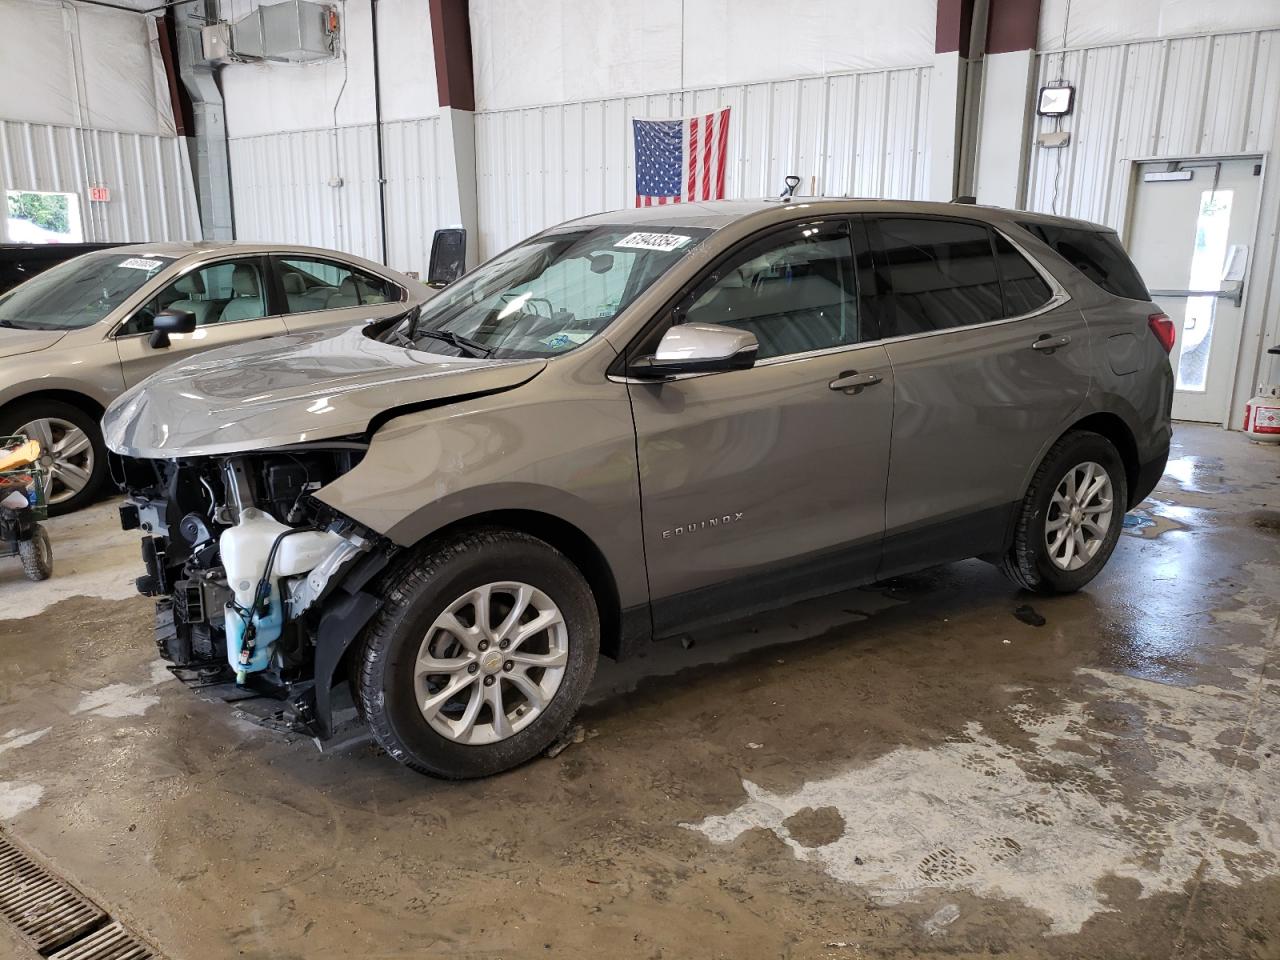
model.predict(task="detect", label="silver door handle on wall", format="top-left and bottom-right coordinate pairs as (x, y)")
top-left (829, 371), bottom-right (882, 391)
top-left (1031, 335), bottom-right (1072, 351)
top-left (1149, 284), bottom-right (1244, 307)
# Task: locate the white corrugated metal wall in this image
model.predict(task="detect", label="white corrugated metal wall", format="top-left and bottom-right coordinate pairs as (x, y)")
top-left (227, 116), bottom-right (444, 273)
top-left (0, 0), bottom-right (200, 244)
top-left (1022, 27), bottom-right (1280, 418)
top-left (1025, 30), bottom-right (1280, 224)
top-left (0, 119), bottom-right (200, 243)
top-left (474, 65), bottom-right (933, 257)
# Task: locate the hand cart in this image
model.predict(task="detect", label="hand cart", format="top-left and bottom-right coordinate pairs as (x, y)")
top-left (0, 435), bottom-right (53, 581)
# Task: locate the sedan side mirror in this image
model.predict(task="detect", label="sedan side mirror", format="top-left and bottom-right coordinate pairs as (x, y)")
top-left (149, 308), bottom-right (196, 349)
top-left (629, 322), bottom-right (758, 378)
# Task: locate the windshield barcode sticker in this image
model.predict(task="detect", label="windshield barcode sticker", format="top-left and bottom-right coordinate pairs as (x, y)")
top-left (615, 232), bottom-right (693, 252)
top-left (118, 257), bottom-right (165, 271)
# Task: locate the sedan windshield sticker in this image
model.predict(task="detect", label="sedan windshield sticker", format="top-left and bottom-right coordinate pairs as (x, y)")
top-left (615, 232), bottom-right (693, 252)
top-left (118, 257), bottom-right (165, 271)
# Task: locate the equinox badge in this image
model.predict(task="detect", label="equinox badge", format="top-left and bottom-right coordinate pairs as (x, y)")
top-left (662, 512), bottom-right (745, 539)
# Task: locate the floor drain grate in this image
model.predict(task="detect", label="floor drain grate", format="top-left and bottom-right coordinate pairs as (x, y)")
top-left (48, 921), bottom-right (155, 960)
top-left (0, 831), bottom-right (159, 959)
top-left (0, 833), bottom-right (106, 953)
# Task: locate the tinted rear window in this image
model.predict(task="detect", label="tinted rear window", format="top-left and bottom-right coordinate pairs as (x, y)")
top-left (1019, 223), bottom-right (1149, 301)
top-left (993, 233), bottom-right (1053, 316)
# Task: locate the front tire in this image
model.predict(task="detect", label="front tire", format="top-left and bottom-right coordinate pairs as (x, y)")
top-left (355, 528), bottom-right (600, 779)
top-left (1000, 430), bottom-right (1128, 594)
top-left (0, 401), bottom-right (108, 516)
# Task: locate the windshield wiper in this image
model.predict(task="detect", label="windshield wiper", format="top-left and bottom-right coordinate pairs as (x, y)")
top-left (415, 329), bottom-right (494, 358)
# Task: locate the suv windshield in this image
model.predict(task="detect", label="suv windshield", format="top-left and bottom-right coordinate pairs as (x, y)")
top-left (0, 251), bottom-right (174, 331)
top-left (392, 225), bottom-right (710, 358)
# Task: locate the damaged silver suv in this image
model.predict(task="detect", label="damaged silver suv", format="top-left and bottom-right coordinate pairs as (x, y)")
top-left (105, 199), bottom-right (1173, 778)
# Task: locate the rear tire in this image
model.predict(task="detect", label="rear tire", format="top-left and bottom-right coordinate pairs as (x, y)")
top-left (19, 525), bottom-right (52, 581)
top-left (355, 528), bottom-right (599, 779)
top-left (1000, 430), bottom-right (1127, 594)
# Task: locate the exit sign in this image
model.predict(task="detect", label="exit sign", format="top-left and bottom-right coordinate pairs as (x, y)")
top-left (88, 186), bottom-right (110, 203)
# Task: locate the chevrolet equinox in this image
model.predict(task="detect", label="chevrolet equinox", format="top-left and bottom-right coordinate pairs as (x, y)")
top-left (104, 199), bottom-right (1173, 778)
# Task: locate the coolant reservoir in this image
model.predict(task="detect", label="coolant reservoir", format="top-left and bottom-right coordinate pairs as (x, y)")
top-left (220, 508), bottom-right (346, 678)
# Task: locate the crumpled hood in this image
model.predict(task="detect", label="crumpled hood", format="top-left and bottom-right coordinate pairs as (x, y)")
top-left (0, 327), bottom-right (67, 359)
top-left (103, 325), bottom-right (546, 458)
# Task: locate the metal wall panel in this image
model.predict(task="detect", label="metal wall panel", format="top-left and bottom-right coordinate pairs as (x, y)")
top-left (0, 120), bottom-right (199, 242)
top-left (1025, 30), bottom-right (1280, 226)
top-left (228, 115), bottom-right (443, 275)
top-left (475, 65), bottom-right (933, 257)
top-left (1023, 28), bottom-right (1280, 423)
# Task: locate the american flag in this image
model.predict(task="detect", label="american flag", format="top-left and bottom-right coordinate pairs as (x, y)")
top-left (633, 107), bottom-right (730, 207)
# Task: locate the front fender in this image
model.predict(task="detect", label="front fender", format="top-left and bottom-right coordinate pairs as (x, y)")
top-left (312, 377), bottom-right (648, 612)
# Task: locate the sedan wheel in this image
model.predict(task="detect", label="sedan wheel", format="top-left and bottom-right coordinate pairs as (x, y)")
top-left (19, 417), bottom-right (96, 507)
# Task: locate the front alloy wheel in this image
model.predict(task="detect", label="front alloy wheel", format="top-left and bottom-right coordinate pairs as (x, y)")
top-left (19, 417), bottom-right (95, 507)
top-left (415, 582), bottom-right (569, 745)
top-left (0, 400), bottom-right (108, 516)
top-left (355, 529), bottom-right (599, 779)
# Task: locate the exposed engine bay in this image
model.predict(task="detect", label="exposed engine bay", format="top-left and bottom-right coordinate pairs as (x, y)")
top-left (112, 446), bottom-right (397, 737)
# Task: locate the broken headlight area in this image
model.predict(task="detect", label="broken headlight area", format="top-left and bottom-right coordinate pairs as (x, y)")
top-left (112, 446), bottom-right (396, 738)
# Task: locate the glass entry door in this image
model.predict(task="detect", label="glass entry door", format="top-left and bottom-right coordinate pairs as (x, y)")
top-left (1127, 158), bottom-right (1262, 423)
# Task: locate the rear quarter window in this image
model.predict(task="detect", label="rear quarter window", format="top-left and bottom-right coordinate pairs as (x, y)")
top-left (1018, 222), bottom-right (1149, 301)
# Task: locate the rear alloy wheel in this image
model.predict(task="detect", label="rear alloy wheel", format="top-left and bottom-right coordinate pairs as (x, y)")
top-left (0, 401), bottom-right (108, 515)
top-left (1044, 461), bottom-right (1115, 572)
top-left (1000, 430), bottom-right (1128, 594)
top-left (356, 529), bottom-right (599, 778)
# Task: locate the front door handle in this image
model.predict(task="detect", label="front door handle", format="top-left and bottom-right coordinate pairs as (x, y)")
top-left (1031, 334), bottom-right (1071, 352)
top-left (829, 371), bottom-right (883, 392)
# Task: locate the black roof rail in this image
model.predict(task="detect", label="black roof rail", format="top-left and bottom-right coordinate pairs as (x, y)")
top-left (952, 195), bottom-right (977, 204)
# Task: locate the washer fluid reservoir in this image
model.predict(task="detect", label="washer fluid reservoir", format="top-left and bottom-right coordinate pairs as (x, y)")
top-left (220, 508), bottom-right (346, 679)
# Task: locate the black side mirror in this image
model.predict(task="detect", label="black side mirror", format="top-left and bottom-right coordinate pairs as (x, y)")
top-left (427, 228), bottom-right (467, 289)
top-left (149, 308), bottom-right (196, 349)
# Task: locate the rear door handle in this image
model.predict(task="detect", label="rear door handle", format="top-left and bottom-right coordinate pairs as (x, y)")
top-left (1031, 334), bottom-right (1071, 351)
top-left (829, 371), bottom-right (883, 392)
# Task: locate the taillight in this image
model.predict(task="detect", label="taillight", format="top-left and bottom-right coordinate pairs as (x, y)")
top-left (1148, 312), bottom-right (1175, 353)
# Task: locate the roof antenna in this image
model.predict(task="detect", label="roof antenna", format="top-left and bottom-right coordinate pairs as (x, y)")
top-left (780, 175), bottom-right (801, 201)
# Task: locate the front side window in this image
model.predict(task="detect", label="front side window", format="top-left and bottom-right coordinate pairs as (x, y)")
top-left (0, 251), bottom-right (173, 331)
top-left (278, 257), bottom-right (401, 313)
top-left (870, 217), bottom-right (1003, 336)
top-left (390, 226), bottom-right (710, 359)
top-left (677, 222), bottom-right (860, 360)
top-left (121, 259), bottom-right (269, 335)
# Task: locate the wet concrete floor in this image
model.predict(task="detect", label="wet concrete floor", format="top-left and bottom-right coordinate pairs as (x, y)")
top-left (0, 422), bottom-right (1277, 959)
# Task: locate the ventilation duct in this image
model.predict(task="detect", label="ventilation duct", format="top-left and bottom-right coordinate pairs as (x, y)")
top-left (179, 1), bottom-right (234, 240)
top-left (231, 0), bottom-right (339, 63)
